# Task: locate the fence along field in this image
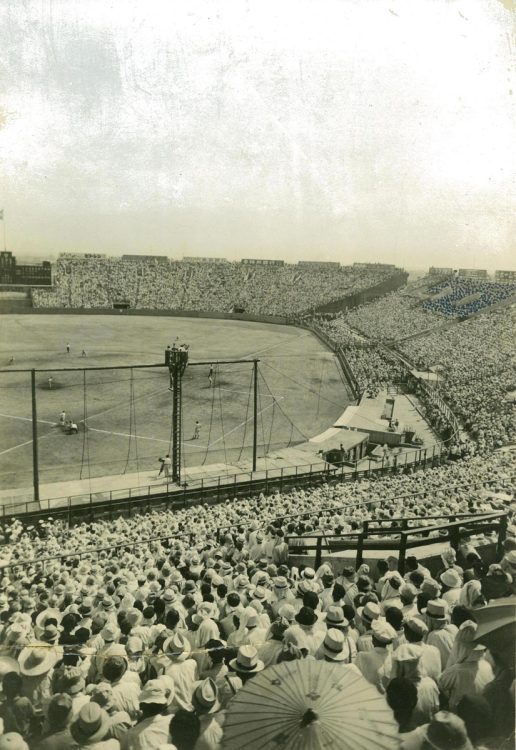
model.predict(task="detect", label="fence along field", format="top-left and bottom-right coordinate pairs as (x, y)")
top-left (0, 314), bottom-right (351, 490)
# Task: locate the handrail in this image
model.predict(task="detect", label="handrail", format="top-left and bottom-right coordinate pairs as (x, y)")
top-left (288, 513), bottom-right (505, 545)
top-left (287, 511), bottom-right (508, 573)
top-left (399, 512), bottom-right (507, 538)
top-left (214, 479), bottom-right (502, 537)
top-left (3, 478), bottom-right (512, 574)
top-left (0, 531), bottom-right (187, 573)
top-left (0, 443), bottom-right (455, 521)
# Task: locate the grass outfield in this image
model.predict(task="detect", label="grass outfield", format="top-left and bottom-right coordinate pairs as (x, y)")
top-left (0, 315), bottom-right (353, 490)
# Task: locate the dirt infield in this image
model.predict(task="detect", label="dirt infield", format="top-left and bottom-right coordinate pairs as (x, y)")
top-left (0, 314), bottom-right (353, 490)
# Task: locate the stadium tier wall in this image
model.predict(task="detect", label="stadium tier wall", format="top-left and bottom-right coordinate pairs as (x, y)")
top-left (313, 271), bottom-right (409, 314)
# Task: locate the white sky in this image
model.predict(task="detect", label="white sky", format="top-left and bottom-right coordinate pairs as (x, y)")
top-left (0, 0), bottom-right (515, 269)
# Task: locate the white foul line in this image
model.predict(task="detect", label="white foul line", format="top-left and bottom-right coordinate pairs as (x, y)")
top-left (0, 412), bottom-right (54, 426)
top-left (206, 397), bottom-right (283, 448)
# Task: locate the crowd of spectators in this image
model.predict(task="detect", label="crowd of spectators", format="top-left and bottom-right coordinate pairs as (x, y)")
top-left (2, 451), bottom-right (513, 567)
top-left (319, 316), bottom-right (405, 394)
top-left (31, 257), bottom-right (397, 317)
top-left (423, 278), bottom-right (516, 317)
top-left (8, 261), bottom-right (516, 749)
top-left (0, 449), bottom-right (514, 749)
top-left (320, 276), bottom-right (516, 344)
top-left (333, 290), bottom-right (444, 342)
top-left (400, 308), bottom-right (516, 454)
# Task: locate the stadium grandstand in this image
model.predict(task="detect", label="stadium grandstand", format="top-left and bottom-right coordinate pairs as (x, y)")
top-left (29, 254), bottom-right (406, 316)
top-left (0, 255), bottom-right (514, 750)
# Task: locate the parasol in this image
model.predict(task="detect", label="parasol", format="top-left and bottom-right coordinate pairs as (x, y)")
top-left (473, 596), bottom-right (516, 660)
top-left (222, 660), bottom-right (400, 750)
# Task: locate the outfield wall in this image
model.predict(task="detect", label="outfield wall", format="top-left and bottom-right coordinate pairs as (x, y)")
top-left (0, 303), bottom-right (292, 324)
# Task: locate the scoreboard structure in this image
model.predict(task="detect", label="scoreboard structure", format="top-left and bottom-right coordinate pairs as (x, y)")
top-left (458, 269), bottom-right (488, 279)
top-left (495, 270), bottom-right (516, 283)
top-left (241, 259), bottom-right (285, 267)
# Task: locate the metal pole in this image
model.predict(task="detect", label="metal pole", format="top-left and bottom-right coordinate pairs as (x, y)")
top-left (172, 357), bottom-right (182, 483)
top-left (253, 359), bottom-right (258, 473)
top-left (31, 369), bottom-right (40, 504)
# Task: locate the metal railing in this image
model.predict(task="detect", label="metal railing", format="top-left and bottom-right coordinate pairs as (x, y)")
top-left (0, 444), bottom-right (452, 525)
top-left (1, 472), bottom-right (511, 574)
top-left (288, 511), bottom-right (509, 573)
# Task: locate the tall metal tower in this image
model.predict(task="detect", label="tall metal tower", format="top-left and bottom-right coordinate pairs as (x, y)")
top-left (166, 347), bottom-right (189, 483)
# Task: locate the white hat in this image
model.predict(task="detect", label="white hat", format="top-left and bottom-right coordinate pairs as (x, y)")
top-left (229, 645), bottom-right (264, 674)
top-left (371, 619), bottom-right (397, 645)
top-left (322, 629), bottom-right (349, 662)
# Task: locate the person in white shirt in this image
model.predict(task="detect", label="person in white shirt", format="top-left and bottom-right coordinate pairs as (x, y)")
top-left (355, 619), bottom-right (397, 691)
top-left (121, 678), bottom-right (174, 750)
top-left (161, 634), bottom-right (198, 712)
top-left (423, 600), bottom-right (458, 671)
top-left (400, 617), bottom-right (441, 682)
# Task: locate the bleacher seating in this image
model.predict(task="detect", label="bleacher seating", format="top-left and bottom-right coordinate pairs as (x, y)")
top-left (423, 278), bottom-right (516, 317)
top-left (31, 256), bottom-right (399, 316)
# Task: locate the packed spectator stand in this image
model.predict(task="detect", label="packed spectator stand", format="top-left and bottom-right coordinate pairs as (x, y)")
top-left (1, 259), bottom-right (515, 749)
top-left (399, 309), bottom-right (516, 454)
top-left (31, 256), bottom-right (400, 317)
top-left (0, 444), bottom-right (514, 747)
top-left (422, 278), bottom-right (516, 318)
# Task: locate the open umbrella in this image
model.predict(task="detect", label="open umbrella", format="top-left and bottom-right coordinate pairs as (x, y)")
top-left (473, 596), bottom-right (516, 659)
top-left (222, 660), bottom-right (400, 750)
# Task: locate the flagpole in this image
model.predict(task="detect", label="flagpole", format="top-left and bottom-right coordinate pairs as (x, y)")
top-left (2, 212), bottom-right (5, 251)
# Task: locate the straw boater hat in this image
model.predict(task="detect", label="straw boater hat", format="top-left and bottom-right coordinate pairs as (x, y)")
top-left (18, 643), bottom-right (58, 677)
top-left (422, 599), bottom-right (449, 620)
top-left (440, 569), bottom-right (462, 589)
top-left (139, 677), bottom-right (174, 706)
top-left (356, 602), bottom-right (381, 624)
top-left (273, 576), bottom-right (289, 591)
top-left (98, 595), bottom-right (115, 612)
top-left (301, 567), bottom-right (316, 581)
top-left (278, 604), bottom-right (296, 623)
top-left (229, 645), bottom-right (264, 674)
top-left (371, 620), bottom-right (397, 646)
top-left (163, 633), bottom-right (191, 662)
top-left (70, 703), bottom-right (111, 746)
top-left (191, 678), bottom-right (221, 714)
top-left (54, 666), bottom-right (86, 695)
top-left (325, 606), bottom-right (348, 628)
top-left (322, 629), bottom-right (350, 662)
top-left (250, 586), bottom-right (268, 602)
top-left (297, 580), bottom-right (317, 595)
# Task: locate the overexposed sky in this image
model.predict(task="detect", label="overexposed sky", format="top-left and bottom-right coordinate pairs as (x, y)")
top-left (0, 0), bottom-right (515, 269)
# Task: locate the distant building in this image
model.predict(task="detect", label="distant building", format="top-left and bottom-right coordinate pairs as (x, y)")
top-left (0, 251), bottom-right (52, 286)
top-left (495, 270), bottom-right (516, 283)
top-left (458, 268), bottom-right (488, 279)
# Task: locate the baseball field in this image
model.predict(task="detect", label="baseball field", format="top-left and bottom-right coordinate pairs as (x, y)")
top-left (0, 314), bottom-right (352, 490)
